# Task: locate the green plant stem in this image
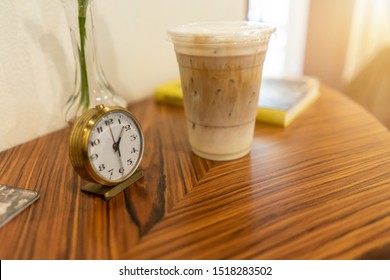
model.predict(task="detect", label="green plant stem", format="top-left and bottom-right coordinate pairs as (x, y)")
top-left (78, 1), bottom-right (89, 111)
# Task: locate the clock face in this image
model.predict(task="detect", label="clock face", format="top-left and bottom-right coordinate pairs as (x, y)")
top-left (87, 110), bottom-right (143, 184)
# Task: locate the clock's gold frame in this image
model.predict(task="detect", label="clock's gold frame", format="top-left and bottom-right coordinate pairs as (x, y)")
top-left (69, 104), bottom-right (144, 187)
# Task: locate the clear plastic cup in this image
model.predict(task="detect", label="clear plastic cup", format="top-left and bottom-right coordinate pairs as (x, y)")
top-left (168, 21), bottom-right (275, 161)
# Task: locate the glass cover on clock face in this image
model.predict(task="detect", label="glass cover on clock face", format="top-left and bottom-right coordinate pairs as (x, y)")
top-left (88, 111), bottom-right (143, 183)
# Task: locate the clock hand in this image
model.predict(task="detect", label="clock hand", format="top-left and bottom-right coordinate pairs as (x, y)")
top-left (116, 126), bottom-right (125, 157)
top-left (117, 144), bottom-right (122, 157)
top-left (118, 148), bottom-right (125, 175)
top-left (117, 126), bottom-right (125, 145)
top-left (116, 128), bottom-right (125, 175)
top-left (108, 123), bottom-right (117, 151)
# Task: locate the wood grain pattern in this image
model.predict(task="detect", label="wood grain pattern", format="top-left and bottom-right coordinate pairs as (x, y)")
top-left (0, 85), bottom-right (390, 259)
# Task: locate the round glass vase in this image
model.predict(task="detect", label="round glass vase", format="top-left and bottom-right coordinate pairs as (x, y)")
top-left (62, 0), bottom-right (127, 123)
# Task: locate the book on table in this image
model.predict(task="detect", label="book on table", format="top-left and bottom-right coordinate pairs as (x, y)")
top-left (155, 76), bottom-right (320, 127)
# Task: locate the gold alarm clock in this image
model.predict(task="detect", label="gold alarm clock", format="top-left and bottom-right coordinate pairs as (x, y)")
top-left (69, 104), bottom-right (144, 197)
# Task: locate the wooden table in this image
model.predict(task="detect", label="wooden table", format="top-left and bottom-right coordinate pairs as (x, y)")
top-left (1, 86), bottom-right (390, 260)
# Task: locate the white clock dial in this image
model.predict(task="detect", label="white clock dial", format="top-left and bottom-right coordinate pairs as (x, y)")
top-left (87, 111), bottom-right (143, 183)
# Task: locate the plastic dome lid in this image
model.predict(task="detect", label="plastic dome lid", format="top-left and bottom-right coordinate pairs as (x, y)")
top-left (168, 21), bottom-right (276, 45)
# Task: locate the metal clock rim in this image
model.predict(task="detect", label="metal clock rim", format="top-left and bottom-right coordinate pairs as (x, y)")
top-left (69, 105), bottom-right (145, 187)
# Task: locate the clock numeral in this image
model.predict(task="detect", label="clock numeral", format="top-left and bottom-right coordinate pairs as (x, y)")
top-left (90, 154), bottom-right (98, 161)
top-left (124, 124), bottom-right (131, 131)
top-left (130, 147), bottom-right (138, 154)
top-left (108, 169), bottom-right (114, 176)
top-left (96, 126), bottom-right (103, 133)
top-left (105, 118), bottom-right (114, 126)
top-left (91, 139), bottom-right (100, 147)
top-left (130, 135), bottom-right (137, 141)
top-left (127, 159), bottom-right (133, 166)
top-left (98, 164), bottom-right (105, 172)
top-left (119, 167), bottom-right (125, 174)
top-left (118, 118), bottom-right (122, 125)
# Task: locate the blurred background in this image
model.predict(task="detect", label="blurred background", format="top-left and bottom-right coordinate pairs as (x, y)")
top-left (0, 0), bottom-right (389, 152)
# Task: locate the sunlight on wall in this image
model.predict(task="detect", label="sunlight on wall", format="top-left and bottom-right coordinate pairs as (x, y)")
top-left (343, 0), bottom-right (390, 83)
top-left (247, 0), bottom-right (309, 77)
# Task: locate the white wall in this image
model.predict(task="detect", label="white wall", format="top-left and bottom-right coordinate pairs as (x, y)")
top-left (0, 0), bottom-right (246, 152)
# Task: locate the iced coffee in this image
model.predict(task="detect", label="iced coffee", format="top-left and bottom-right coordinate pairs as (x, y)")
top-left (168, 22), bottom-right (275, 161)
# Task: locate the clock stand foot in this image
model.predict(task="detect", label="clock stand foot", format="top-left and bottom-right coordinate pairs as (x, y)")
top-left (81, 169), bottom-right (144, 201)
